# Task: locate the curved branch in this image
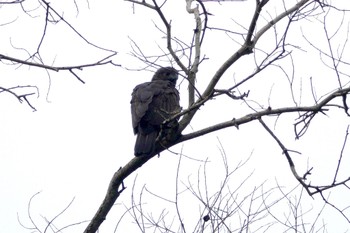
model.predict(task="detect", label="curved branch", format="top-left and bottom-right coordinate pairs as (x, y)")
top-left (40, 0), bottom-right (117, 54)
top-left (179, 86), bottom-right (350, 142)
top-left (0, 0), bottom-right (24, 4)
top-left (0, 53), bottom-right (119, 72)
top-left (258, 118), bottom-right (306, 188)
top-left (252, 0), bottom-right (310, 46)
top-left (151, 0), bottom-right (187, 72)
top-left (83, 156), bottom-right (152, 233)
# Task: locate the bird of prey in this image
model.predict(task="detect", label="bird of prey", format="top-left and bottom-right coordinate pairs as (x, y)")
top-left (131, 67), bottom-right (181, 157)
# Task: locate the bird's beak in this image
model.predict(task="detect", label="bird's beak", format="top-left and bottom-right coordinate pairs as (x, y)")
top-left (170, 73), bottom-right (178, 81)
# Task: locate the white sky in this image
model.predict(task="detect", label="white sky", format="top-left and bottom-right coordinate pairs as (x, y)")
top-left (1, 0), bottom-right (350, 232)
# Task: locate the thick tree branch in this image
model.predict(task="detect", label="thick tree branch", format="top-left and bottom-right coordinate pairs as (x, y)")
top-left (179, 86), bottom-right (350, 142)
top-left (83, 156), bottom-right (152, 233)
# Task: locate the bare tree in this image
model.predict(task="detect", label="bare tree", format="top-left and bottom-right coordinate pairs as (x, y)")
top-left (83, 0), bottom-right (350, 232)
top-left (2, 0), bottom-right (350, 232)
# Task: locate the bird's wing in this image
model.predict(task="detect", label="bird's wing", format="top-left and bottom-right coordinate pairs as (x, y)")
top-left (143, 81), bottom-right (180, 126)
top-left (131, 80), bottom-right (180, 134)
top-left (131, 82), bottom-right (155, 134)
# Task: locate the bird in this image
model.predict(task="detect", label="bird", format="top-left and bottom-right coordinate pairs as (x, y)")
top-left (131, 67), bottom-right (181, 157)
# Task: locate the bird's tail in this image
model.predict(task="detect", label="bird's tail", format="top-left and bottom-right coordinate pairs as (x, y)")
top-left (134, 131), bottom-right (158, 157)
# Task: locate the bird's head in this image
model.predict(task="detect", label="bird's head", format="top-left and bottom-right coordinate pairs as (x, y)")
top-left (152, 67), bottom-right (178, 84)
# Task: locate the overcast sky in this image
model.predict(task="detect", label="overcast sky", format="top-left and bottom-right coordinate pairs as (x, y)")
top-left (1, 0), bottom-right (350, 232)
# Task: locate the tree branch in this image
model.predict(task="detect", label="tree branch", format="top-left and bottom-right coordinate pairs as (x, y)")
top-left (179, 85), bottom-right (350, 142)
top-left (83, 156), bottom-right (152, 233)
top-left (179, 0), bottom-right (311, 132)
top-left (0, 53), bottom-right (119, 72)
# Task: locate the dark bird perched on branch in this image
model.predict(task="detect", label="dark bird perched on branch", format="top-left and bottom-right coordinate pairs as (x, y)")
top-left (131, 67), bottom-right (181, 157)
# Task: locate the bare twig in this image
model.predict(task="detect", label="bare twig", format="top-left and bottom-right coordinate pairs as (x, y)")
top-left (333, 125), bottom-right (349, 184)
top-left (0, 85), bottom-right (38, 111)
